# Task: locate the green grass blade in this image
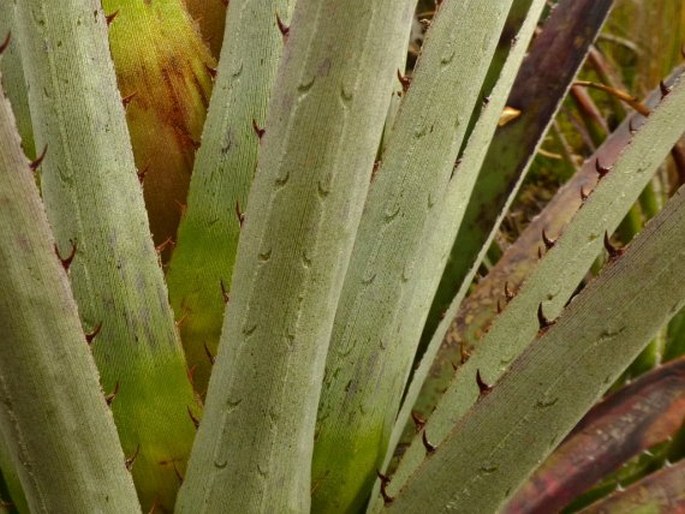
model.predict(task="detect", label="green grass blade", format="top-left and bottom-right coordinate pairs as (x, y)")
top-left (382, 69), bottom-right (685, 507)
top-left (387, 156), bottom-right (685, 514)
top-left (166, 0), bottom-right (295, 396)
top-left (0, 73), bottom-right (141, 514)
top-left (177, 2), bottom-right (415, 512)
top-left (14, 1), bottom-right (199, 510)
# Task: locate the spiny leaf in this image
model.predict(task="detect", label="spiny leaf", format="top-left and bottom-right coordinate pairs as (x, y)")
top-left (166, 0), bottom-right (295, 396)
top-left (104, 0), bottom-right (216, 261)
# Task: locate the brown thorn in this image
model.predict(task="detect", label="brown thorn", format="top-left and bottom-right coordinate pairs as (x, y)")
top-left (125, 444), bottom-right (140, 471)
top-left (628, 118), bottom-right (638, 135)
top-left (155, 236), bottom-right (175, 255)
top-left (172, 462), bottom-right (184, 484)
top-left (276, 13), bottom-right (289, 38)
top-left (496, 299), bottom-right (503, 314)
top-left (187, 406), bottom-right (200, 429)
top-left (105, 10), bottom-right (119, 26)
top-left (85, 321), bottom-right (103, 345)
top-left (537, 246), bottom-right (543, 259)
top-left (0, 32), bottom-right (10, 55)
top-left (220, 279), bottom-right (230, 304)
top-left (204, 342), bottom-right (216, 365)
top-left (376, 470), bottom-right (394, 504)
top-left (537, 303), bottom-right (553, 332)
top-left (235, 200), bottom-right (245, 227)
top-left (376, 469), bottom-right (391, 486)
top-left (205, 64), bottom-right (217, 79)
top-left (476, 369), bottom-right (492, 396)
top-left (397, 69), bottom-right (411, 93)
top-left (105, 381), bottom-right (120, 406)
top-left (504, 281), bottom-right (515, 301)
top-left (174, 311), bottom-right (189, 330)
top-left (603, 231), bottom-right (623, 260)
top-left (29, 144), bottom-right (48, 171)
top-left (459, 341), bottom-right (470, 365)
top-left (147, 498), bottom-right (160, 514)
top-left (580, 186), bottom-right (590, 201)
top-left (186, 365), bottom-right (196, 387)
top-left (450, 361), bottom-right (458, 371)
top-left (55, 239), bottom-right (77, 271)
top-left (595, 158), bottom-right (611, 180)
top-left (122, 91), bottom-right (137, 108)
top-left (660, 80), bottom-right (671, 99)
top-left (410, 411), bottom-right (426, 432)
top-left (541, 229), bottom-right (555, 250)
top-left (137, 163), bottom-right (150, 184)
top-left (252, 119), bottom-right (265, 140)
top-left (421, 431), bottom-right (437, 454)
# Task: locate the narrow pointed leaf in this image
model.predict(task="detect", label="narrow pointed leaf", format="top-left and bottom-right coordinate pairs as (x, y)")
top-left (382, 69), bottom-right (685, 505)
top-left (0, 75), bottom-right (141, 514)
top-left (413, 70), bottom-right (682, 424)
top-left (14, 1), bottom-right (199, 510)
top-left (387, 158), bottom-right (685, 514)
top-left (388, 0), bottom-right (616, 468)
top-left (104, 0), bottom-right (216, 258)
top-left (166, 0), bottom-right (295, 395)
top-left (313, 2), bottom-right (540, 510)
top-left (177, 2), bottom-right (415, 511)
top-left (504, 356), bottom-right (685, 514)
top-left (421, 0), bottom-right (615, 353)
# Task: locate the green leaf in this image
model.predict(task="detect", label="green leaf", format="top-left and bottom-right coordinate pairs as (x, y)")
top-left (13, 1), bottom-right (199, 510)
top-left (166, 0), bottom-right (295, 395)
top-left (177, 2), bottom-right (416, 512)
top-left (0, 72), bottom-right (141, 514)
top-left (387, 143), bottom-right (685, 514)
top-left (380, 68), bottom-right (685, 509)
top-left (504, 356), bottom-right (685, 514)
top-left (312, 2), bottom-right (541, 510)
top-left (0, 2), bottom-right (33, 158)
